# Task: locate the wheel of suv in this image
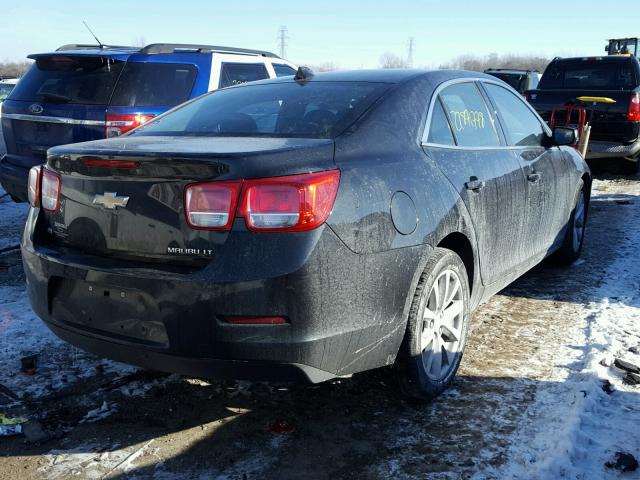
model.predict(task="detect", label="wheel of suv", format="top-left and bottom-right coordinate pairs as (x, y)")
top-left (552, 180), bottom-right (587, 265)
top-left (399, 247), bottom-right (470, 400)
top-left (622, 155), bottom-right (640, 175)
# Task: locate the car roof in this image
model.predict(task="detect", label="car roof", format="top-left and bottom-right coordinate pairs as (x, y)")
top-left (240, 69), bottom-right (495, 86)
top-left (27, 43), bottom-right (281, 60)
top-left (552, 55), bottom-right (635, 63)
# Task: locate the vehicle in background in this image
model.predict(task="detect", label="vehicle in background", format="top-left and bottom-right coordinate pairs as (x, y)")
top-left (0, 43), bottom-right (296, 202)
top-left (22, 70), bottom-right (589, 400)
top-left (526, 55), bottom-right (640, 172)
top-left (606, 38), bottom-right (638, 57)
top-left (484, 69), bottom-right (540, 94)
top-left (0, 78), bottom-right (20, 119)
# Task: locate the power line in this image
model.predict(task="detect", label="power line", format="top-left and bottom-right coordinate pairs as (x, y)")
top-left (278, 26), bottom-right (289, 58)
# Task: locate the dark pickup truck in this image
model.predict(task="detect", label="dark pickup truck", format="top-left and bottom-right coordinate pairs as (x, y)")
top-left (527, 55), bottom-right (640, 171)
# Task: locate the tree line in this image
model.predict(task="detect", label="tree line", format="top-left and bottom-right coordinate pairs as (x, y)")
top-left (0, 61), bottom-right (31, 78)
top-left (0, 53), bottom-right (552, 78)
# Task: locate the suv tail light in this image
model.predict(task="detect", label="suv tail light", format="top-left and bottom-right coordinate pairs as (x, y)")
top-left (628, 92), bottom-right (640, 121)
top-left (28, 166), bottom-right (42, 207)
top-left (239, 170), bottom-right (341, 231)
top-left (183, 170), bottom-right (340, 232)
top-left (105, 113), bottom-right (155, 137)
top-left (41, 168), bottom-right (61, 212)
top-left (184, 181), bottom-right (242, 230)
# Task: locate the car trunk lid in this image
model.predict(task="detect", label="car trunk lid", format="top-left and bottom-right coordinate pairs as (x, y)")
top-left (41, 136), bottom-right (336, 266)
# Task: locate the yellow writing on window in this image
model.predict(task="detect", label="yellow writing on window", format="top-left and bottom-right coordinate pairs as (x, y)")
top-left (449, 110), bottom-right (486, 132)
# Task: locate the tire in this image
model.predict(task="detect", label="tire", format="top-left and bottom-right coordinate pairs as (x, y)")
top-left (621, 156), bottom-right (640, 175)
top-left (552, 180), bottom-right (587, 265)
top-left (398, 247), bottom-right (470, 400)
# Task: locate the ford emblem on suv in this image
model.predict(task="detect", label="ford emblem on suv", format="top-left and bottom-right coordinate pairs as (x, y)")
top-left (28, 103), bottom-right (43, 114)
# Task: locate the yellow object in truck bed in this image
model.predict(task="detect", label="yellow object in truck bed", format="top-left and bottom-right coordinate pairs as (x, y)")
top-left (576, 96), bottom-right (617, 104)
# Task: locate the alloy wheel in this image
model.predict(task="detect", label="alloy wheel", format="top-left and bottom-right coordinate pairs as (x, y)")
top-left (420, 269), bottom-right (464, 381)
top-left (572, 192), bottom-right (586, 252)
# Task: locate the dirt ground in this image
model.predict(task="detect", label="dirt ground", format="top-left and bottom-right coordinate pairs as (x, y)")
top-left (0, 168), bottom-right (638, 479)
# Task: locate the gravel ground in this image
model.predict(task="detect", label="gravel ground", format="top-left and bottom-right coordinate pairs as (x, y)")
top-left (0, 171), bottom-right (638, 479)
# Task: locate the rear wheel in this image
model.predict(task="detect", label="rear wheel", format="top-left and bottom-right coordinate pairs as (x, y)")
top-left (399, 248), bottom-right (470, 400)
top-left (552, 180), bottom-right (587, 265)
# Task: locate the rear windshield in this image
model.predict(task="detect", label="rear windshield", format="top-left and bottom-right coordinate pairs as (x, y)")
top-left (110, 62), bottom-right (197, 107)
top-left (539, 60), bottom-right (636, 90)
top-left (487, 72), bottom-right (526, 92)
top-left (8, 56), bottom-right (124, 104)
top-left (133, 81), bottom-right (389, 139)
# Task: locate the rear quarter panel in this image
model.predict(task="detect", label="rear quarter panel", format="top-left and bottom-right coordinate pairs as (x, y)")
top-left (324, 77), bottom-right (482, 371)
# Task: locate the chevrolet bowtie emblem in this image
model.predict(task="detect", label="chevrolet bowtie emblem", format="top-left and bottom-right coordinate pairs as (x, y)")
top-left (93, 192), bottom-right (130, 210)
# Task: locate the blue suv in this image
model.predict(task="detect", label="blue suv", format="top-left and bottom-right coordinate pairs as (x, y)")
top-left (0, 43), bottom-right (296, 201)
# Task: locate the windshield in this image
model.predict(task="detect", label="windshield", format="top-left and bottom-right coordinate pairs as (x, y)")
top-left (539, 61), bottom-right (636, 90)
top-left (133, 81), bottom-right (389, 139)
top-left (8, 56), bottom-right (124, 105)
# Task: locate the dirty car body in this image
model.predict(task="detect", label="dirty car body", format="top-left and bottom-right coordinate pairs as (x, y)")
top-left (21, 70), bottom-right (590, 385)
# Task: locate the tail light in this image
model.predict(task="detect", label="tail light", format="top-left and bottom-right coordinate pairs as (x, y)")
top-left (41, 168), bottom-right (61, 212)
top-left (239, 170), bottom-right (341, 231)
top-left (183, 170), bottom-right (340, 232)
top-left (184, 181), bottom-right (242, 230)
top-left (628, 93), bottom-right (640, 121)
top-left (105, 113), bottom-right (155, 137)
top-left (27, 166), bottom-right (42, 207)
top-left (523, 92), bottom-right (530, 102)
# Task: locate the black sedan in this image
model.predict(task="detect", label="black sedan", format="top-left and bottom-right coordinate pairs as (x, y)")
top-left (21, 69), bottom-right (589, 399)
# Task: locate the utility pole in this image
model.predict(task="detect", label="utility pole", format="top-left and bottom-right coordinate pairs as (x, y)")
top-left (278, 26), bottom-right (289, 58)
top-left (407, 37), bottom-right (415, 67)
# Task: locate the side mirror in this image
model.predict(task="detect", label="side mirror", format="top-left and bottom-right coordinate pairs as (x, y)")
top-left (551, 127), bottom-right (577, 146)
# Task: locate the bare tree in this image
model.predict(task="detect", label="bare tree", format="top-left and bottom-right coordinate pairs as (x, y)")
top-left (439, 53), bottom-right (551, 73)
top-left (132, 36), bottom-right (146, 48)
top-left (379, 52), bottom-right (409, 69)
top-left (0, 61), bottom-right (32, 78)
top-left (309, 62), bottom-right (339, 72)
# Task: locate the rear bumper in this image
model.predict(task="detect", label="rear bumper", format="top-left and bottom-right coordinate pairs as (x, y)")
top-left (46, 321), bottom-right (335, 383)
top-left (586, 138), bottom-right (640, 160)
top-left (21, 208), bottom-right (424, 383)
top-left (0, 155), bottom-right (28, 201)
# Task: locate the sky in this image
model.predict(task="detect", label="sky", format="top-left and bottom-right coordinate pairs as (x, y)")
top-left (1, 1), bottom-right (638, 68)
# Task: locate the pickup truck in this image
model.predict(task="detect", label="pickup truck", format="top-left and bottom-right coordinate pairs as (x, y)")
top-left (526, 55), bottom-right (640, 172)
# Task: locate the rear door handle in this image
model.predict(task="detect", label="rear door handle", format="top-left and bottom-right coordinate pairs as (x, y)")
top-left (527, 172), bottom-right (541, 183)
top-left (464, 178), bottom-right (485, 191)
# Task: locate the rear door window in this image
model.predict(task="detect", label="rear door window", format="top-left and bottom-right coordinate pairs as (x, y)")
top-left (484, 83), bottom-right (546, 147)
top-left (272, 64), bottom-right (297, 77)
top-left (426, 100), bottom-right (455, 146)
top-left (8, 56), bottom-right (124, 105)
top-left (439, 82), bottom-right (500, 147)
top-left (219, 63), bottom-right (269, 89)
top-left (540, 61), bottom-right (636, 90)
top-left (110, 63), bottom-right (197, 107)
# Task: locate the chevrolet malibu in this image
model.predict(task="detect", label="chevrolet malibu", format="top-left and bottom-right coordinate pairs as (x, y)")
top-left (21, 69), bottom-right (590, 399)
